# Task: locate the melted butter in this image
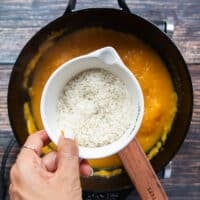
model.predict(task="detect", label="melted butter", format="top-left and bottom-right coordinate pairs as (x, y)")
top-left (88, 155), bottom-right (122, 169)
top-left (23, 30), bottom-right (64, 89)
top-left (94, 168), bottom-right (122, 178)
top-left (23, 102), bottom-right (37, 133)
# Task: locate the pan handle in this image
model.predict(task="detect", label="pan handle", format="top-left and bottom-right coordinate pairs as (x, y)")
top-left (64, 0), bottom-right (131, 14)
top-left (64, 0), bottom-right (76, 14)
top-left (117, 0), bottom-right (131, 12)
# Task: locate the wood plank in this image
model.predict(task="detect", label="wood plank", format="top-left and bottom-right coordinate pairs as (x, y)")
top-left (189, 65), bottom-right (200, 129)
top-left (0, 64), bottom-right (199, 199)
top-left (0, 64), bottom-right (199, 130)
top-left (164, 185), bottom-right (200, 200)
top-left (0, 28), bottom-right (40, 64)
top-left (0, 64), bottom-right (199, 127)
top-left (0, 0), bottom-right (64, 28)
top-left (0, 0), bottom-right (199, 63)
top-left (0, 27), bottom-right (199, 64)
top-left (0, 66), bottom-right (12, 132)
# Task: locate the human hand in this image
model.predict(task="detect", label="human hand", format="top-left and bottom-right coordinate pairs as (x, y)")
top-left (9, 130), bottom-right (93, 200)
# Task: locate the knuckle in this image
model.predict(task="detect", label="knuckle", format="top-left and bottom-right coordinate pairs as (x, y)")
top-left (27, 134), bottom-right (37, 141)
top-left (10, 165), bottom-right (17, 180)
top-left (9, 184), bottom-right (20, 199)
top-left (25, 133), bottom-right (44, 150)
top-left (27, 132), bottom-right (43, 142)
top-left (60, 143), bottom-right (78, 159)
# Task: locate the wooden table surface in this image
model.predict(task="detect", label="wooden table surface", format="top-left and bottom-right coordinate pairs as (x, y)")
top-left (0, 0), bottom-right (199, 199)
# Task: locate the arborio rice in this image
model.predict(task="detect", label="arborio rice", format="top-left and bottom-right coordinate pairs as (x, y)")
top-left (57, 68), bottom-right (133, 147)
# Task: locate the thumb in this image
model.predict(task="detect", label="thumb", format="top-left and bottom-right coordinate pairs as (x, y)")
top-left (56, 134), bottom-right (79, 177)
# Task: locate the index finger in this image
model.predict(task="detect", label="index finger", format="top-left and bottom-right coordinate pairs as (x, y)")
top-left (22, 130), bottom-right (50, 156)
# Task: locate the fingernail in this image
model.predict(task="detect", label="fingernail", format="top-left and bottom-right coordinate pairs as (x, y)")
top-left (61, 128), bottom-right (75, 140)
top-left (89, 167), bottom-right (94, 177)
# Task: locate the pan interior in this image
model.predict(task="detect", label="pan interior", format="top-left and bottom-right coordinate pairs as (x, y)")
top-left (22, 27), bottom-right (177, 175)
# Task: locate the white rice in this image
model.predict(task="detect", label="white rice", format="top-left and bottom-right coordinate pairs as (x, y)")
top-left (57, 68), bottom-right (132, 147)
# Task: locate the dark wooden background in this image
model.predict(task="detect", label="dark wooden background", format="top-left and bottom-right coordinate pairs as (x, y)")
top-left (0, 0), bottom-right (199, 199)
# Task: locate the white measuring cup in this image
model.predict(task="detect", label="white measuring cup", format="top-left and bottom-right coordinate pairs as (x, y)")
top-left (40, 47), bottom-right (144, 159)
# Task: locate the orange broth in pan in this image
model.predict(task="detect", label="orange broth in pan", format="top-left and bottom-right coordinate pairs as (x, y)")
top-left (24, 27), bottom-right (177, 174)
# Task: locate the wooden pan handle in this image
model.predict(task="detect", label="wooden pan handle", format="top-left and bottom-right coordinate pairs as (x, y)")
top-left (119, 139), bottom-right (168, 200)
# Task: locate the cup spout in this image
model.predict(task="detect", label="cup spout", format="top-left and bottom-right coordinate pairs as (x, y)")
top-left (87, 46), bottom-right (126, 67)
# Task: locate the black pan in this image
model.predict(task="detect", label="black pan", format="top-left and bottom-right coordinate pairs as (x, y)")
top-left (8, 0), bottom-right (193, 192)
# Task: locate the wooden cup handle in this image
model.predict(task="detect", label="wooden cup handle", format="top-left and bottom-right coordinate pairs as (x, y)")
top-left (119, 139), bottom-right (168, 200)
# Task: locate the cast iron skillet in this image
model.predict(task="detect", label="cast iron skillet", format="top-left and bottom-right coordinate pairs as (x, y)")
top-left (8, 0), bottom-right (193, 192)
